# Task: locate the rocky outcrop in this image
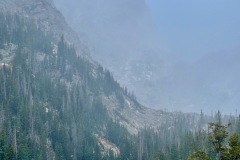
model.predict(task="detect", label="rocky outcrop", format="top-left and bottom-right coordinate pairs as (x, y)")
top-left (0, 0), bottom-right (87, 55)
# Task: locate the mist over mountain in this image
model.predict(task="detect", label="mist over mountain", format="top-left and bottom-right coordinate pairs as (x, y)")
top-left (52, 0), bottom-right (240, 114)
top-left (52, 0), bottom-right (170, 107)
top-left (53, 0), bottom-right (163, 59)
top-left (1, 0), bottom-right (240, 159)
top-left (156, 51), bottom-right (240, 114)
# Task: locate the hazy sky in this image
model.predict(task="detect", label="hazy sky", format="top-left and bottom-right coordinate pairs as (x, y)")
top-left (146, 0), bottom-right (240, 62)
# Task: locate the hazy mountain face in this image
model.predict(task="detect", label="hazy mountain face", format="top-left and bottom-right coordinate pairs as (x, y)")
top-left (157, 51), bottom-right (240, 114)
top-left (53, 0), bottom-right (240, 114)
top-left (0, 0), bottom-right (81, 50)
top-left (53, 0), bottom-right (164, 60)
top-left (53, 0), bottom-right (167, 104)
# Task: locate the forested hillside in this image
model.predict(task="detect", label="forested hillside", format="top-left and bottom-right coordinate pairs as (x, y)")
top-left (0, 7), bottom-right (240, 160)
top-left (0, 12), bottom-right (139, 159)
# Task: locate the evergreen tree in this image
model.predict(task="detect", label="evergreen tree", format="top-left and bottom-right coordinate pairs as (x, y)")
top-left (208, 122), bottom-right (229, 160)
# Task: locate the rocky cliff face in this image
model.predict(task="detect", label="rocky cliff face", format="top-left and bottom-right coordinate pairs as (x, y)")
top-left (0, 0), bottom-right (87, 55)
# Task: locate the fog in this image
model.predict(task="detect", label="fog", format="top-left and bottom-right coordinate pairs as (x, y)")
top-left (146, 0), bottom-right (240, 63)
top-left (53, 0), bottom-right (240, 114)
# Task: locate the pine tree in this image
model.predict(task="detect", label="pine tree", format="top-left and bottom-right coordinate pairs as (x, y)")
top-left (208, 122), bottom-right (229, 160)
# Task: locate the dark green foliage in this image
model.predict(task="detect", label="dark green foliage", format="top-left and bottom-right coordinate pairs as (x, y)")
top-left (222, 134), bottom-right (240, 160)
top-left (153, 151), bottom-right (167, 160)
top-left (170, 143), bottom-right (179, 160)
top-left (0, 131), bottom-right (15, 160)
top-left (18, 144), bottom-right (29, 160)
top-left (208, 122), bottom-right (229, 159)
top-left (187, 151), bottom-right (211, 160)
top-left (3, 146), bottom-right (15, 160)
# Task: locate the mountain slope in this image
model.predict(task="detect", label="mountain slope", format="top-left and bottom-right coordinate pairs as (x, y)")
top-left (53, 0), bottom-right (169, 107)
top-left (0, 11), bottom-right (138, 159)
top-left (0, 11), bottom-right (206, 159)
top-left (0, 1), bottom-right (211, 159)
